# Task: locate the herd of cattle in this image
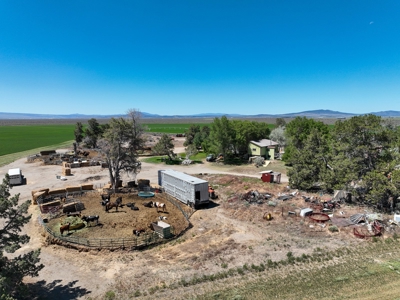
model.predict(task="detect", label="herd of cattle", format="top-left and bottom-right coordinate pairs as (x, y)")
top-left (59, 194), bottom-right (168, 237)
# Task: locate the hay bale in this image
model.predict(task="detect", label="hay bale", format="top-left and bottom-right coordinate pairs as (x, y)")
top-left (40, 150), bottom-right (56, 156)
top-left (62, 168), bottom-right (71, 176)
top-left (31, 188), bottom-right (49, 197)
top-left (80, 161), bottom-right (90, 167)
top-left (138, 179), bottom-right (150, 190)
top-left (41, 200), bottom-right (61, 207)
top-left (126, 181), bottom-right (136, 187)
top-left (81, 184), bottom-right (93, 190)
top-left (138, 179), bottom-right (150, 186)
top-left (70, 162), bottom-right (80, 168)
top-left (48, 188), bottom-right (66, 196)
top-left (66, 186), bottom-right (82, 192)
top-left (32, 191), bottom-right (47, 205)
top-left (62, 202), bottom-right (79, 213)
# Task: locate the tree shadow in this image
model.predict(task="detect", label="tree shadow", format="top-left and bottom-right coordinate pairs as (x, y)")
top-left (26, 279), bottom-right (91, 300)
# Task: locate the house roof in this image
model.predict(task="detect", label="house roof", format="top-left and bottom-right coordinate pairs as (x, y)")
top-left (250, 139), bottom-right (278, 148)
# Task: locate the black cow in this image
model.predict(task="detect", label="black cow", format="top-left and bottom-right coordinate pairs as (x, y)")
top-left (81, 215), bottom-right (100, 226)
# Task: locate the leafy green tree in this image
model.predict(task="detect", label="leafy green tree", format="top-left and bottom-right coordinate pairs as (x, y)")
top-left (328, 115), bottom-right (400, 203)
top-left (98, 109), bottom-right (145, 191)
top-left (184, 124), bottom-right (201, 147)
top-left (85, 118), bottom-right (103, 148)
top-left (184, 125), bottom-right (211, 150)
top-left (74, 122), bottom-right (84, 145)
top-left (209, 116), bottom-right (235, 159)
top-left (231, 120), bottom-right (270, 155)
top-left (283, 117), bottom-right (329, 163)
top-left (288, 127), bottom-right (332, 190)
top-left (152, 134), bottom-right (175, 160)
top-left (1, 175), bottom-right (44, 298)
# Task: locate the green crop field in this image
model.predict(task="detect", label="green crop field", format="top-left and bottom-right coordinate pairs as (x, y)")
top-left (0, 121), bottom-right (275, 158)
top-left (0, 123), bottom-right (206, 157)
top-left (0, 125), bottom-right (75, 157)
top-left (144, 123), bottom-right (210, 134)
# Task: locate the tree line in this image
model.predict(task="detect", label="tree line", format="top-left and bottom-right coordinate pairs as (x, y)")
top-left (183, 116), bottom-right (272, 160)
top-left (284, 115), bottom-right (400, 209)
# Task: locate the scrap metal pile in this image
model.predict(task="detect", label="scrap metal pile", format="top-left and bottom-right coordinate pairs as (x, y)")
top-left (241, 190), bottom-right (272, 204)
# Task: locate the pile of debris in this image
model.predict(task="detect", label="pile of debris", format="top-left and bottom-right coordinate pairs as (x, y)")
top-left (241, 190), bottom-right (272, 204)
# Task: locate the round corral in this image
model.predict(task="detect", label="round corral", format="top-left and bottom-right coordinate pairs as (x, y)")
top-left (46, 192), bottom-right (190, 241)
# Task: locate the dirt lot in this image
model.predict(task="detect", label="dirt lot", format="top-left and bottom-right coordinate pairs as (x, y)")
top-left (1, 137), bottom-right (396, 299)
top-left (46, 192), bottom-right (189, 239)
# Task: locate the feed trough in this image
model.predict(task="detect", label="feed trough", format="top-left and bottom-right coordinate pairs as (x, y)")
top-left (138, 191), bottom-right (155, 198)
top-left (309, 212), bottom-right (330, 223)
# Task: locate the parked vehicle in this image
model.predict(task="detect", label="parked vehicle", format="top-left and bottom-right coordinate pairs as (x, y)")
top-left (206, 154), bottom-right (215, 162)
top-left (8, 168), bottom-right (23, 185)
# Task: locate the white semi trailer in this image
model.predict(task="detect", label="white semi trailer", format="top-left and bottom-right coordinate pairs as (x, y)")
top-left (8, 168), bottom-right (23, 185)
top-left (158, 169), bottom-right (209, 208)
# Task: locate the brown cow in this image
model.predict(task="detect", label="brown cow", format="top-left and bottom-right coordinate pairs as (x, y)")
top-left (60, 222), bottom-right (70, 235)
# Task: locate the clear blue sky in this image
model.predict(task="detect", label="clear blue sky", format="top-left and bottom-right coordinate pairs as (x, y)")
top-left (1, 1), bottom-right (399, 116)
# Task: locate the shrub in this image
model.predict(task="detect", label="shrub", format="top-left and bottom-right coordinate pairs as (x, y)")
top-left (254, 156), bottom-right (265, 167)
top-left (328, 225), bottom-right (339, 232)
top-left (105, 291), bottom-right (116, 300)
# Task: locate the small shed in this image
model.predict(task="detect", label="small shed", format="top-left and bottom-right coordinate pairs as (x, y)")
top-left (151, 221), bottom-right (172, 238)
top-left (259, 170), bottom-right (282, 184)
top-left (300, 208), bottom-right (313, 217)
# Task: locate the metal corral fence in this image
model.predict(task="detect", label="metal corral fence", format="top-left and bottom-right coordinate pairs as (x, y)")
top-left (39, 215), bottom-right (176, 249)
top-left (37, 190), bottom-right (195, 250)
top-left (163, 192), bottom-right (196, 221)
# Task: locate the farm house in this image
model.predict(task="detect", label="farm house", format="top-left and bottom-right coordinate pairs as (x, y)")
top-left (158, 169), bottom-right (209, 208)
top-left (248, 139), bottom-right (279, 160)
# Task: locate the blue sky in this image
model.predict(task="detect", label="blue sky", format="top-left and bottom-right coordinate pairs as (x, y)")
top-left (0, 1), bottom-right (399, 116)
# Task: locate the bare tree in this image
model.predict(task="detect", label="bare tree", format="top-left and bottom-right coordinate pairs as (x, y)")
top-left (98, 109), bottom-right (146, 191)
top-left (185, 144), bottom-right (198, 160)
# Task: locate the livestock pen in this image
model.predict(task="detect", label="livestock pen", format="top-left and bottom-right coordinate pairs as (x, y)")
top-left (37, 191), bottom-right (194, 250)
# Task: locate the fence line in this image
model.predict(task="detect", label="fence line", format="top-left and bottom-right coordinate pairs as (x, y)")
top-left (38, 215), bottom-right (175, 249)
top-left (163, 193), bottom-right (195, 221)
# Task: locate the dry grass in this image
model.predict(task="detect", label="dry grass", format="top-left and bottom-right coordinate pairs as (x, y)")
top-left (104, 239), bottom-right (400, 299)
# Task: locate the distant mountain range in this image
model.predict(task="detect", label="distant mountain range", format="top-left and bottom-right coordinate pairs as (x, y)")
top-left (1, 109), bottom-right (400, 120)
